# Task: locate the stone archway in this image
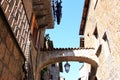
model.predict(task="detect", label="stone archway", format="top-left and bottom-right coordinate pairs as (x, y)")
top-left (35, 48), bottom-right (99, 80)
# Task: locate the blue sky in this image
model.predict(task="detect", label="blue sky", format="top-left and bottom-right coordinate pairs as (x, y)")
top-left (46, 0), bottom-right (84, 80)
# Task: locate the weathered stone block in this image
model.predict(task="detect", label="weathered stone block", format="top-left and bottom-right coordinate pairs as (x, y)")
top-left (6, 34), bottom-right (14, 53)
top-left (13, 45), bottom-right (20, 60)
top-left (3, 49), bottom-right (10, 65)
top-left (7, 72), bottom-right (15, 80)
top-left (0, 35), bottom-right (2, 44)
top-left (9, 57), bottom-right (16, 74)
top-left (0, 42), bottom-right (6, 60)
top-left (0, 67), bottom-right (8, 80)
top-left (1, 24), bottom-right (8, 40)
top-left (0, 61), bottom-right (3, 76)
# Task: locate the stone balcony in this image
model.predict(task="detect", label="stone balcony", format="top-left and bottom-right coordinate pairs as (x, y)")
top-left (33, 0), bottom-right (54, 29)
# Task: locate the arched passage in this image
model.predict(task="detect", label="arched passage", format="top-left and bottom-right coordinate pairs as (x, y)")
top-left (40, 56), bottom-right (98, 70)
top-left (35, 48), bottom-right (99, 80)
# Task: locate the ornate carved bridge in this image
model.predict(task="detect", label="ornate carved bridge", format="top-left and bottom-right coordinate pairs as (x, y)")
top-left (36, 47), bottom-right (99, 79)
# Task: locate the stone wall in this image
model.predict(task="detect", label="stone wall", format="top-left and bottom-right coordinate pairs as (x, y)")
top-left (0, 0), bottom-right (31, 54)
top-left (22, 0), bottom-right (33, 22)
top-left (30, 39), bottom-right (37, 79)
top-left (0, 8), bottom-right (25, 80)
top-left (0, 0), bottom-right (54, 80)
top-left (83, 0), bottom-right (120, 80)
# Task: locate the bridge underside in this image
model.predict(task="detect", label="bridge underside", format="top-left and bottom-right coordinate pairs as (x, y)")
top-left (35, 48), bottom-right (99, 80)
top-left (38, 48), bottom-right (99, 70)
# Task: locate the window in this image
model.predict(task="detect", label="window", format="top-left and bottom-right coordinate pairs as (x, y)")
top-left (94, 0), bottom-right (98, 10)
top-left (102, 32), bottom-right (111, 53)
top-left (50, 75), bottom-right (53, 79)
top-left (80, 37), bottom-right (84, 47)
top-left (59, 62), bottom-right (63, 72)
top-left (52, 64), bottom-right (55, 67)
top-left (30, 13), bottom-right (39, 49)
top-left (93, 27), bottom-right (98, 39)
top-left (102, 32), bottom-right (107, 41)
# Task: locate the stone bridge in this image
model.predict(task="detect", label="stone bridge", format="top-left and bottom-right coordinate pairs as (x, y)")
top-left (36, 47), bottom-right (99, 80)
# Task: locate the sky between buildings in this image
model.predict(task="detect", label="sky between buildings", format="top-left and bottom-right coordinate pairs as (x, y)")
top-left (45, 0), bottom-right (84, 80)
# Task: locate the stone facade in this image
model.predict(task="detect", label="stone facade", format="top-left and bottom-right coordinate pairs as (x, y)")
top-left (80, 0), bottom-right (120, 80)
top-left (0, 8), bottom-right (25, 80)
top-left (0, 0), bottom-right (55, 80)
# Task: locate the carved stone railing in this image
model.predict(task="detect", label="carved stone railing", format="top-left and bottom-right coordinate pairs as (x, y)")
top-left (0, 0), bottom-right (30, 54)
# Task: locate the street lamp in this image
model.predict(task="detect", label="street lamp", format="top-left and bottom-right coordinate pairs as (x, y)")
top-left (64, 61), bottom-right (70, 73)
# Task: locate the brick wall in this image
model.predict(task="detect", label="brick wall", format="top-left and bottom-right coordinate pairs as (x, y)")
top-left (0, 9), bottom-right (25, 80)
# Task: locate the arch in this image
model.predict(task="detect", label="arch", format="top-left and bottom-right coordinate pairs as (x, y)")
top-left (40, 56), bottom-right (98, 70)
top-left (35, 48), bottom-right (99, 80)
